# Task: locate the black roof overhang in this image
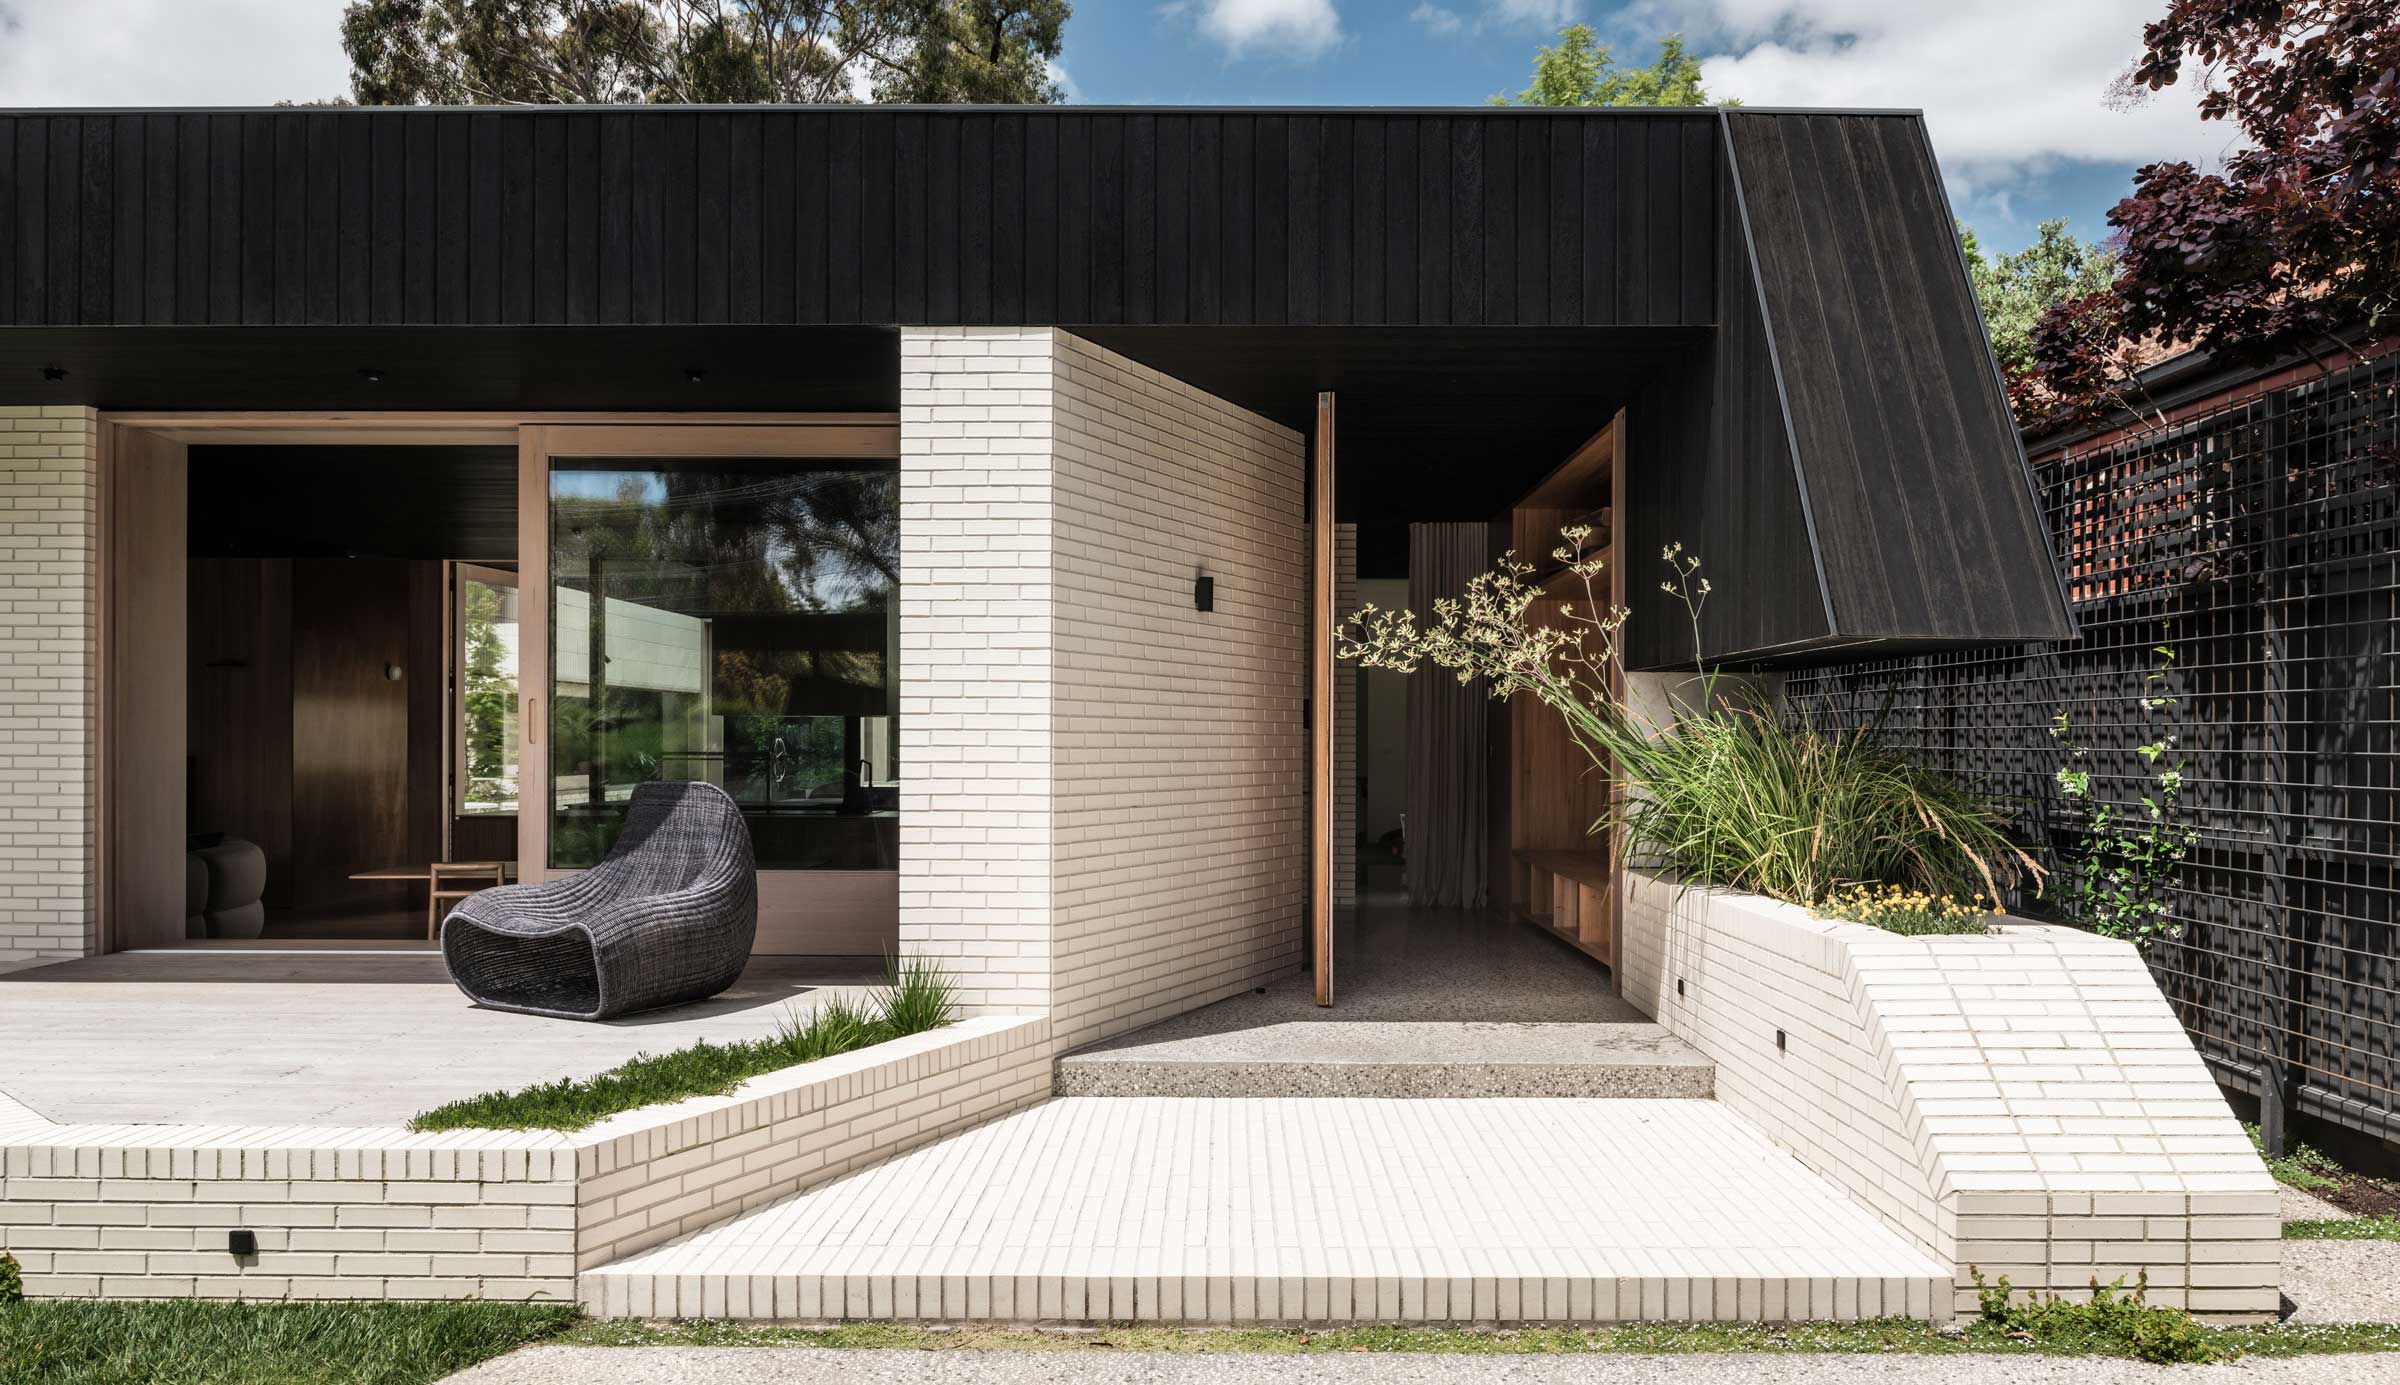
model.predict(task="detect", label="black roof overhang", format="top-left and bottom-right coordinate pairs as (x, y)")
top-left (1, 320), bottom-right (1687, 530)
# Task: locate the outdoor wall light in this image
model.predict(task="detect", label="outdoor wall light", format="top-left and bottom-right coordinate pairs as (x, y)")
top-left (1194, 573), bottom-right (1215, 613)
top-left (1775, 1029), bottom-right (1788, 1053)
top-left (40, 365), bottom-right (65, 382)
top-left (385, 664), bottom-right (404, 683)
top-left (227, 1229), bottom-right (257, 1257)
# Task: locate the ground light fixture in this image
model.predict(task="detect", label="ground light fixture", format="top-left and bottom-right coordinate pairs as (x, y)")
top-left (1194, 572), bottom-right (1215, 612)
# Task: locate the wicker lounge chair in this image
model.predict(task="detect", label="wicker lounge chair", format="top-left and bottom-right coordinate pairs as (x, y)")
top-left (442, 780), bottom-right (758, 1020)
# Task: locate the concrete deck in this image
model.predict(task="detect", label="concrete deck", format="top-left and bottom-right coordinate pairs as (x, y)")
top-left (0, 951), bottom-right (880, 1127)
top-left (1058, 887), bottom-right (1710, 1098)
top-left (581, 1097), bottom-right (1952, 1323)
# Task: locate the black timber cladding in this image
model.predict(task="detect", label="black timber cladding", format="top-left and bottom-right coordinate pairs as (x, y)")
top-left (0, 108), bottom-right (1718, 329)
top-left (1715, 111), bottom-right (2072, 651)
top-left (0, 103), bottom-right (2076, 665)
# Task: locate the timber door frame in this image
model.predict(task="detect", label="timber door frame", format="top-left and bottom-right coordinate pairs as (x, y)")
top-left (94, 411), bottom-right (898, 956)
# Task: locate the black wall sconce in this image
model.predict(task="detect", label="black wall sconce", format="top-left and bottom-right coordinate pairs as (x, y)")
top-left (227, 1229), bottom-right (258, 1257)
top-left (1194, 573), bottom-right (1215, 613)
top-left (40, 365), bottom-right (67, 382)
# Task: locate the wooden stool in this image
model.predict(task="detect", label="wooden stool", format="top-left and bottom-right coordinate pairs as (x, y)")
top-left (429, 861), bottom-right (507, 940)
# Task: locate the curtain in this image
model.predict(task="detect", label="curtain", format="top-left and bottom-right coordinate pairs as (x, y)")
top-left (1404, 523), bottom-right (1490, 908)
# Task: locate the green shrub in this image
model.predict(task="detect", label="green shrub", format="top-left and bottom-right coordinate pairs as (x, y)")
top-left (411, 958), bottom-right (960, 1132)
top-left (1620, 707), bottom-right (2034, 909)
top-left (1972, 1269), bottom-right (2219, 1364)
top-left (0, 1249), bottom-right (21, 1304)
top-left (876, 952), bottom-right (960, 1036)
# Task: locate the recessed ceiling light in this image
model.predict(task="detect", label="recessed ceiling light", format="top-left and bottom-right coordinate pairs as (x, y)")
top-left (40, 366), bottom-right (66, 382)
top-left (358, 367), bottom-right (385, 384)
top-left (685, 367), bottom-right (708, 384)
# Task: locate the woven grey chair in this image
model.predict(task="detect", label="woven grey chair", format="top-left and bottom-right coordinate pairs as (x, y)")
top-left (442, 780), bottom-right (758, 1020)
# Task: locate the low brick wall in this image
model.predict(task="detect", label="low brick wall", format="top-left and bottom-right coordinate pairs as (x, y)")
top-left (0, 1120), bottom-right (577, 1301)
top-left (1619, 871), bottom-right (2281, 1320)
top-left (1, 1016), bottom-right (1052, 1302)
top-left (575, 1014), bottom-right (1052, 1269)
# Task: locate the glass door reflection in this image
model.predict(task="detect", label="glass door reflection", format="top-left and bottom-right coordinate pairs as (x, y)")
top-left (548, 456), bottom-right (899, 872)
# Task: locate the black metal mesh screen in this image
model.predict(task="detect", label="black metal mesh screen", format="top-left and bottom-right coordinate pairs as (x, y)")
top-left (1788, 351), bottom-right (2400, 1139)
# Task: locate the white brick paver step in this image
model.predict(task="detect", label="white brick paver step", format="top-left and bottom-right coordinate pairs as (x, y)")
top-left (579, 1097), bottom-right (1951, 1324)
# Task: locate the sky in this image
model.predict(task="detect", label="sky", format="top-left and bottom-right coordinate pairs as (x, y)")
top-left (0, 0), bottom-right (2240, 255)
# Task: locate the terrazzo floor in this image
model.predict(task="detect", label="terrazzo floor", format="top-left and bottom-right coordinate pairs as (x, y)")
top-left (1058, 884), bottom-right (1703, 1096)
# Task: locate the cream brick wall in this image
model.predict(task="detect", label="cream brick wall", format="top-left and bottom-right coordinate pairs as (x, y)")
top-left (1048, 333), bottom-right (1307, 1052)
top-left (0, 1119), bottom-right (579, 1302)
top-left (899, 330), bottom-right (1061, 1013)
top-left (901, 329), bottom-right (1309, 1053)
top-left (2, 1019), bottom-right (1051, 1303)
top-left (1620, 871), bottom-right (2281, 1320)
top-left (575, 1015), bottom-right (1051, 1271)
top-left (0, 407), bottom-right (98, 967)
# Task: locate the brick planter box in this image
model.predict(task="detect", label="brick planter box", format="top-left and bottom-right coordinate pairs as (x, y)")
top-left (1617, 870), bottom-right (2281, 1320)
top-left (0, 1015), bottom-right (1051, 1302)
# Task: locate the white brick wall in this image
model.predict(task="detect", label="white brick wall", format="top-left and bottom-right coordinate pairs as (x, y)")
top-left (2, 1018), bottom-right (1051, 1303)
top-left (575, 1015), bottom-right (1051, 1271)
top-left (0, 406), bottom-right (98, 967)
top-left (1620, 871), bottom-right (2281, 1320)
top-left (1047, 334), bottom-right (1307, 1052)
top-left (899, 330), bottom-right (1062, 1013)
top-left (901, 329), bottom-right (1309, 1052)
top-left (1, 1125), bottom-right (579, 1302)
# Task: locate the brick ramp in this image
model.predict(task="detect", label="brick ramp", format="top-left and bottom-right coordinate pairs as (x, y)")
top-left (1055, 1021), bottom-right (1714, 1098)
top-left (578, 1097), bottom-right (1950, 1324)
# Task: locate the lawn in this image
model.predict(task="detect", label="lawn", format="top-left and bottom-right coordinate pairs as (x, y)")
top-left (0, 1301), bottom-right (577, 1385)
top-left (12, 1300), bottom-right (2400, 1383)
top-left (408, 957), bottom-right (955, 1133)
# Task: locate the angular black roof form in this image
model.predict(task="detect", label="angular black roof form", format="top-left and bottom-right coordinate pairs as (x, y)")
top-left (0, 104), bottom-right (2070, 665)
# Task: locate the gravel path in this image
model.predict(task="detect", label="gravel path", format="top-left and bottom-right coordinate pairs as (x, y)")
top-left (2284, 1237), bottom-right (2400, 1324)
top-left (443, 1346), bottom-right (2400, 1385)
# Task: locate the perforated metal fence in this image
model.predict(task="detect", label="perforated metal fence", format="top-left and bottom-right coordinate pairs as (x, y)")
top-left (1788, 349), bottom-right (2400, 1143)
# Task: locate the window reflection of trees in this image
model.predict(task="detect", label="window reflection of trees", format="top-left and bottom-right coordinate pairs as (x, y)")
top-left (551, 461), bottom-right (900, 869)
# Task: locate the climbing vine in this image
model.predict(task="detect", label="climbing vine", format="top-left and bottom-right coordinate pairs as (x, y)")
top-left (2051, 646), bottom-right (2200, 948)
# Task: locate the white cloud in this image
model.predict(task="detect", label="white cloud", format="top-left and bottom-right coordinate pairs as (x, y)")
top-left (0, 0), bottom-right (353, 106)
top-left (1178, 0), bottom-right (1345, 62)
top-left (1632, 0), bottom-right (2233, 191)
top-left (1488, 0), bottom-right (1581, 27)
top-left (1410, 4), bottom-right (1467, 37)
top-left (1411, 0), bottom-right (1579, 37)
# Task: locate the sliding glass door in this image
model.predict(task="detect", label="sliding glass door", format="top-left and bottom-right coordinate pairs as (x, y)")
top-left (516, 424), bottom-right (902, 956)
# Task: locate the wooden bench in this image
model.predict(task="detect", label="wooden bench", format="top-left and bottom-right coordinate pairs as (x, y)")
top-left (1514, 849), bottom-right (1615, 967)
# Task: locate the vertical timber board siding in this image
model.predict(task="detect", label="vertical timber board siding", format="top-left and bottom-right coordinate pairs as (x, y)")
top-left (0, 110), bottom-right (1717, 329)
top-left (896, 328), bottom-right (1058, 1013)
top-left (0, 408), bottom-right (97, 966)
top-left (1621, 152), bottom-right (1825, 670)
top-left (1721, 112), bottom-right (2070, 646)
top-left (1049, 332), bottom-right (1307, 1052)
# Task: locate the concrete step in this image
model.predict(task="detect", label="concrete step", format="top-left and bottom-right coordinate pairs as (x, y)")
top-left (1054, 1020), bottom-right (1714, 1098)
top-left (578, 1096), bottom-right (1951, 1324)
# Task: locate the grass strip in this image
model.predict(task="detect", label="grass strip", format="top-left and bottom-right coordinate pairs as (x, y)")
top-left (408, 956), bottom-right (956, 1133)
top-left (558, 1317), bottom-right (2400, 1360)
top-left (2288, 1215), bottom-right (2400, 1240)
top-left (1, 1300), bottom-right (577, 1385)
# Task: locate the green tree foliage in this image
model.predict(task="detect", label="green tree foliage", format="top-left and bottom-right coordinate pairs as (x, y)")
top-left (1494, 25), bottom-right (1721, 108)
top-left (341, 0), bottom-right (1070, 106)
top-left (1957, 218), bottom-right (2117, 381)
